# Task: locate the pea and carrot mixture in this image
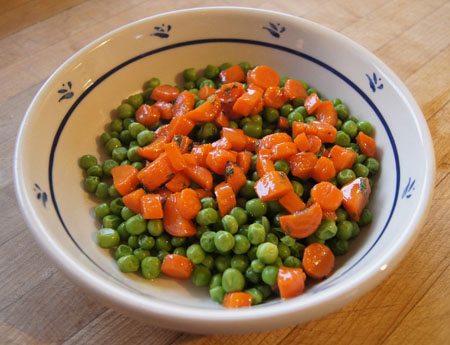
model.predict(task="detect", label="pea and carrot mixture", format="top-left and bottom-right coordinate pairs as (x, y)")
top-left (79, 61), bottom-right (379, 308)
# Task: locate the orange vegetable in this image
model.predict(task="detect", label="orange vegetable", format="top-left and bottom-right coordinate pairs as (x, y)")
top-left (315, 100), bottom-right (337, 126)
top-left (279, 190), bottom-right (306, 213)
top-left (154, 124), bottom-right (170, 141)
top-left (137, 154), bottom-right (175, 191)
top-left (222, 292), bottom-right (253, 308)
top-left (167, 114), bottom-right (195, 140)
top-left (225, 162), bottom-right (247, 193)
top-left (216, 82), bottom-right (245, 105)
top-left (176, 188), bottom-right (201, 219)
top-left (151, 85), bottom-right (180, 102)
top-left (249, 97), bottom-right (264, 115)
top-left (157, 188), bottom-right (172, 202)
top-left (195, 188), bottom-right (213, 200)
top-left (122, 188), bottom-right (145, 214)
top-left (183, 165), bottom-right (213, 190)
top-left (153, 100), bottom-right (173, 120)
top-left (289, 152), bottom-right (318, 179)
top-left (329, 145), bottom-right (358, 171)
top-left (191, 144), bottom-right (213, 167)
top-left (310, 181), bottom-right (343, 211)
top-left (304, 93), bottom-right (321, 114)
top-left (219, 65), bottom-right (246, 83)
top-left (306, 134), bottom-right (322, 153)
top-left (292, 122), bottom-right (317, 137)
top-left (254, 170), bottom-right (293, 201)
top-left (341, 177), bottom-right (371, 221)
top-left (277, 116), bottom-right (289, 129)
top-left (236, 151), bottom-right (252, 175)
top-left (277, 266), bottom-right (306, 299)
top-left (172, 135), bottom-right (192, 154)
top-left (172, 90), bottom-right (196, 117)
top-left (161, 254), bottom-right (194, 279)
top-left (165, 172), bottom-right (190, 192)
top-left (279, 202), bottom-right (323, 238)
top-left (263, 86), bottom-right (286, 109)
top-left (185, 96), bottom-right (221, 122)
top-left (312, 121), bottom-right (337, 143)
top-left (182, 153), bottom-right (197, 166)
top-left (214, 111), bottom-right (229, 128)
top-left (206, 149), bottom-right (237, 175)
top-left (271, 141), bottom-right (297, 160)
top-left (164, 141), bottom-right (186, 171)
top-left (214, 182), bottom-right (236, 217)
top-left (232, 86), bottom-right (263, 116)
top-left (283, 79), bottom-right (308, 100)
top-left (110, 165), bottom-right (139, 196)
top-left (247, 65), bottom-right (280, 90)
top-left (294, 132), bottom-right (311, 152)
top-left (244, 135), bottom-right (259, 151)
top-left (302, 243), bottom-right (335, 279)
top-left (256, 149), bottom-right (275, 177)
top-left (312, 157), bottom-right (336, 182)
top-left (198, 85), bottom-right (216, 100)
top-left (258, 132), bottom-right (292, 152)
top-left (137, 136), bottom-right (166, 161)
top-left (323, 210), bottom-right (338, 221)
top-left (135, 104), bottom-right (160, 126)
top-left (222, 127), bottom-right (246, 151)
top-left (212, 136), bottom-right (232, 150)
top-left (356, 131), bottom-right (376, 158)
top-left (140, 193), bottom-right (164, 219)
top-left (163, 193), bottom-right (197, 237)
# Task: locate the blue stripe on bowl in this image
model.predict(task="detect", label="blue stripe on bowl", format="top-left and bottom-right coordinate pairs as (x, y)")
top-left (48, 38), bottom-right (400, 297)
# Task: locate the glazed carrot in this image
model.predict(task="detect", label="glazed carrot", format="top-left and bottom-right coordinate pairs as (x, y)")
top-left (279, 190), bottom-right (306, 213)
top-left (195, 188), bottom-right (214, 199)
top-left (137, 136), bottom-right (165, 161)
top-left (249, 97), bottom-right (264, 116)
top-left (263, 86), bottom-right (286, 109)
top-left (183, 165), bottom-right (213, 190)
top-left (329, 145), bottom-right (358, 171)
top-left (254, 170), bottom-right (293, 201)
top-left (289, 152), bottom-right (318, 179)
top-left (137, 154), bottom-right (175, 191)
top-left (258, 132), bottom-right (292, 152)
top-left (167, 114), bottom-right (195, 140)
top-left (236, 151), bottom-right (252, 175)
top-left (256, 149), bottom-right (275, 177)
top-left (310, 181), bottom-right (343, 211)
top-left (232, 86), bottom-right (263, 116)
top-left (206, 149), bottom-right (237, 175)
top-left (323, 210), bottom-right (338, 221)
top-left (315, 100), bottom-right (337, 126)
top-left (135, 104), bottom-right (160, 126)
top-left (140, 193), bottom-right (164, 219)
top-left (172, 90), bottom-right (196, 117)
top-left (219, 65), bottom-right (246, 83)
top-left (292, 122), bottom-right (318, 137)
top-left (302, 243), bottom-right (335, 279)
top-left (294, 132), bottom-right (311, 152)
top-left (161, 254), bottom-right (194, 279)
top-left (198, 85), bottom-right (217, 100)
top-left (341, 177), bottom-right (371, 221)
top-left (214, 182), bottom-right (236, 217)
top-left (153, 100), bottom-right (173, 120)
top-left (312, 121), bottom-right (337, 143)
top-left (110, 165), bottom-right (139, 196)
top-left (244, 135), bottom-right (259, 151)
top-left (247, 65), bottom-right (280, 90)
top-left (222, 292), bottom-right (253, 308)
top-left (172, 135), bottom-right (192, 154)
top-left (306, 134), bottom-right (322, 153)
top-left (154, 124), bottom-right (170, 141)
top-left (163, 193), bottom-right (197, 237)
top-left (151, 85), bottom-right (180, 102)
top-left (304, 93), bottom-right (321, 114)
top-left (271, 142), bottom-right (298, 160)
top-left (176, 188), bottom-right (202, 219)
top-left (277, 266), bottom-right (306, 299)
top-left (182, 153), bottom-right (197, 166)
top-left (214, 111), bottom-right (229, 128)
top-left (164, 141), bottom-right (186, 171)
top-left (356, 131), bottom-right (376, 158)
top-left (216, 82), bottom-right (245, 105)
top-left (279, 202), bottom-right (323, 238)
top-left (185, 96), bottom-right (221, 122)
top-left (212, 137), bottom-right (232, 150)
top-left (222, 127), bottom-right (246, 151)
top-left (122, 188), bottom-right (145, 214)
top-left (157, 188), bottom-right (172, 202)
top-left (321, 147), bottom-right (331, 158)
top-left (225, 162), bottom-right (247, 193)
top-left (277, 116), bottom-right (289, 129)
top-left (191, 143), bottom-right (213, 167)
top-left (283, 79), bottom-right (308, 100)
top-left (312, 157), bottom-right (336, 182)
top-left (165, 172), bottom-right (190, 192)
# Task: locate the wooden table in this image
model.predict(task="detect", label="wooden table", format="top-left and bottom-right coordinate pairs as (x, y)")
top-left (1, 0), bottom-right (449, 344)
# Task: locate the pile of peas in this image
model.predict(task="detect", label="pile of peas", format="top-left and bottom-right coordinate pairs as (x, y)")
top-left (79, 61), bottom-right (380, 305)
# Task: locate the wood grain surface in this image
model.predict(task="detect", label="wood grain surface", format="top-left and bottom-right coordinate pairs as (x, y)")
top-left (1, 0), bottom-right (449, 344)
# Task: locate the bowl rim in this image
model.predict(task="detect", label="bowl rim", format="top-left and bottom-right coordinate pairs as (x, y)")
top-left (14, 6), bottom-right (435, 331)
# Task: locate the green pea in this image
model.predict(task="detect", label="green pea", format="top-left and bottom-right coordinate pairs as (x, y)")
top-left (97, 228), bottom-right (120, 248)
top-left (131, 161), bottom-right (143, 170)
top-left (109, 197), bottom-right (124, 216)
top-left (95, 203), bottom-right (110, 219)
top-left (261, 265), bottom-right (278, 285)
top-left (196, 208), bottom-right (219, 226)
top-left (256, 242), bottom-right (279, 264)
top-left (238, 61), bottom-right (252, 74)
top-left (228, 120), bottom-right (239, 129)
top-left (141, 256), bottom-right (161, 279)
top-left (267, 200), bottom-right (284, 215)
top-left (228, 207), bottom-right (247, 226)
top-left (123, 118), bottom-right (135, 129)
top-left (335, 208), bottom-right (348, 222)
top-left (136, 129), bottom-right (154, 146)
top-left (337, 169), bottom-right (356, 186)
top-left (353, 163), bottom-right (369, 177)
top-left (170, 236), bottom-right (186, 248)
top-left (358, 208), bottom-right (373, 226)
top-left (126, 214), bottom-right (147, 235)
top-left (117, 254), bottom-right (140, 273)
top-left (173, 247), bottom-right (186, 256)
top-left (102, 215), bottom-right (121, 229)
top-left (110, 119), bottom-right (123, 133)
top-left (220, 62), bottom-right (233, 71)
top-left (255, 216), bottom-right (270, 234)
top-left (138, 234), bottom-right (155, 250)
top-left (133, 248), bottom-right (150, 261)
top-left (280, 103), bottom-right (294, 117)
top-left (291, 97), bottom-right (304, 108)
top-left (95, 182), bottom-right (109, 199)
top-left (145, 77), bottom-right (160, 89)
top-left (243, 122), bottom-right (262, 138)
top-left (127, 235), bottom-right (139, 249)
top-left (199, 231), bottom-right (216, 253)
top-left (251, 258), bottom-right (265, 273)
top-left (105, 138), bottom-right (122, 155)
top-left (274, 160), bottom-right (290, 174)
top-left (215, 254), bottom-right (231, 272)
top-left (357, 121), bottom-right (372, 135)
top-left (126, 146), bottom-right (141, 163)
top-left (87, 164), bottom-right (103, 178)
top-left (348, 143), bottom-right (360, 153)
top-left (304, 115), bottom-right (316, 124)
top-left (351, 221), bottom-right (360, 238)
top-left (187, 244), bottom-right (206, 264)
top-left (114, 244), bottom-right (133, 260)
top-left (329, 238), bottom-right (349, 255)
top-left (111, 146), bottom-right (127, 163)
top-left (191, 265), bottom-right (211, 287)
top-left (183, 67), bottom-right (199, 82)
top-left (128, 122), bottom-right (146, 139)
top-left (103, 159), bottom-right (118, 177)
top-left (147, 219), bottom-right (163, 236)
top-left (110, 131), bottom-right (120, 139)
top-left (277, 243), bottom-right (291, 259)
top-left (280, 235), bottom-right (296, 247)
top-left (335, 119), bottom-right (343, 130)
top-left (342, 120), bottom-right (358, 138)
top-left (247, 246), bottom-right (258, 261)
top-left (126, 93), bottom-right (143, 109)
top-left (335, 131), bottom-right (351, 147)
top-left (197, 122), bottom-right (218, 140)
top-left (248, 223), bottom-right (266, 245)
top-left (214, 230), bottom-right (235, 253)
top-left (233, 234), bottom-right (251, 255)
top-left (210, 273), bottom-right (222, 289)
top-left (121, 207), bottom-right (135, 221)
top-left (245, 288), bottom-right (263, 305)
top-left (288, 111), bottom-right (304, 127)
top-left (251, 170), bottom-right (259, 182)
top-left (365, 157), bottom-right (380, 175)
top-left (273, 212), bottom-right (288, 227)
top-left (306, 233), bottom-right (326, 245)
top-left (201, 255), bottom-right (214, 270)
top-left (205, 64), bottom-right (220, 79)
top-left (119, 129), bottom-right (133, 144)
top-left (157, 250), bottom-right (169, 262)
top-left (109, 184), bottom-right (120, 198)
top-left (79, 154), bottom-right (97, 169)
top-left (222, 215), bottom-right (238, 234)
top-left (337, 220), bottom-right (353, 240)
top-left (222, 268), bottom-right (245, 292)
top-left (116, 222), bottom-right (130, 241)
top-left (155, 234), bottom-right (172, 252)
top-left (245, 198), bottom-right (267, 218)
top-left (117, 103), bottom-right (135, 119)
top-left (244, 267), bottom-right (260, 285)
top-left (210, 286), bottom-right (226, 303)
top-left (199, 79), bottom-right (215, 89)
top-left (201, 197), bottom-right (217, 210)
top-left (231, 255), bottom-right (249, 273)
top-left (263, 107), bottom-right (280, 123)
top-left (332, 98), bottom-right (342, 106)
top-left (354, 154), bottom-right (367, 165)
top-left (196, 225), bottom-right (210, 239)
top-left (284, 256), bottom-right (302, 268)
top-left (335, 103), bottom-right (349, 121)
top-left (316, 219), bottom-right (338, 240)
top-left (261, 128), bottom-right (272, 136)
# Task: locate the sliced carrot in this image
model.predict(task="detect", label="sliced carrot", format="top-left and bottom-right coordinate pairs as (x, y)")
top-left (323, 210), bottom-right (338, 221)
top-left (258, 132), bottom-right (292, 152)
top-left (256, 149), bottom-right (275, 177)
top-left (153, 100), bottom-right (173, 120)
top-left (225, 162), bottom-right (247, 193)
top-left (222, 292), bottom-right (253, 308)
top-left (312, 121), bottom-right (337, 143)
top-left (247, 65), bottom-right (280, 90)
top-left (163, 193), bottom-right (197, 237)
top-left (214, 111), bottom-right (229, 128)
top-left (206, 149), bottom-right (237, 175)
top-left (312, 157), bottom-right (336, 182)
top-left (110, 165), bottom-right (139, 196)
top-left (277, 116), bottom-right (289, 129)
top-left (341, 177), bottom-right (371, 221)
top-left (356, 131), bottom-right (376, 158)
top-left (140, 193), bottom-right (164, 219)
top-left (135, 104), bottom-right (160, 126)
top-left (232, 86), bottom-right (263, 117)
top-left (236, 151), bottom-right (252, 175)
top-left (315, 100), bottom-right (337, 126)
top-left (182, 153), bottom-right (197, 166)
top-left (244, 135), bottom-right (259, 151)
top-left (263, 86), bottom-right (286, 109)
top-left (310, 181), bottom-right (343, 211)
top-left (307, 134), bottom-right (322, 153)
top-left (137, 136), bottom-right (166, 161)
top-left (161, 254), bottom-right (194, 279)
top-left (222, 127), bottom-right (246, 151)
top-left (289, 152), bottom-right (318, 179)
top-left (176, 188), bottom-right (201, 219)
top-left (185, 95), bottom-right (221, 122)
top-left (183, 165), bottom-right (213, 190)
top-left (249, 97), bottom-right (264, 115)
top-left (219, 65), bottom-right (246, 83)
top-left (172, 135), bottom-right (192, 154)
top-left (137, 154), bottom-right (175, 191)
top-left (191, 143), bottom-right (213, 167)
top-left (277, 266), bottom-right (306, 299)
top-left (304, 93), bottom-right (321, 114)
top-left (294, 132), bottom-right (311, 152)
top-left (216, 82), bottom-right (245, 106)
top-left (279, 190), bottom-right (306, 213)
top-left (151, 85), bottom-right (180, 102)
top-left (279, 202), bottom-right (323, 239)
top-left (172, 90), bottom-right (196, 117)
top-left (303, 243), bottom-right (335, 279)
top-left (254, 170), bottom-right (293, 201)
top-left (321, 147), bottom-right (331, 158)
top-left (157, 188), bottom-right (172, 202)
top-left (292, 122), bottom-right (318, 137)
top-left (154, 124), bottom-right (170, 141)
top-left (283, 79), bottom-right (308, 100)
top-left (195, 188), bottom-right (214, 200)
top-left (212, 137), bottom-right (232, 150)
top-left (271, 141), bottom-right (297, 161)
top-left (122, 188), bottom-right (145, 214)
top-left (329, 145), bottom-right (358, 171)
top-left (165, 172), bottom-right (190, 192)
top-left (214, 182), bottom-right (236, 217)
top-left (167, 114), bottom-right (195, 140)
top-left (164, 141), bottom-right (186, 171)
top-left (198, 85), bottom-right (217, 100)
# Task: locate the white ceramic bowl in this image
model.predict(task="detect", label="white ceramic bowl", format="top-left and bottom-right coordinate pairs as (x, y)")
top-left (14, 7), bottom-right (434, 333)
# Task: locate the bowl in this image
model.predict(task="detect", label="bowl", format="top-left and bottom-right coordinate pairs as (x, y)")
top-left (14, 7), bottom-right (434, 333)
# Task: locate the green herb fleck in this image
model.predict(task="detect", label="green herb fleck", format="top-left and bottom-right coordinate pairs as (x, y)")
top-left (227, 98), bottom-right (233, 103)
top-left (166, 173), bottom-right (175, 179)
top-left (225, 164), bottom-right (234, 177)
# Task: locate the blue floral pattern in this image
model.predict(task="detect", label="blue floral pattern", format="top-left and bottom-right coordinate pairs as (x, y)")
top-left (401, 177), bottom-right (415, 199)
top-left (262, 22), bottom-right (286, 38)
top-left (58, 81), bottom-right (74, 102)
top-left (150, 24), bottom-right (171, 38)
top-left (365, 72), bottom-right (383, 92)
top-left (33, 184), bottom-right (48, 207)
